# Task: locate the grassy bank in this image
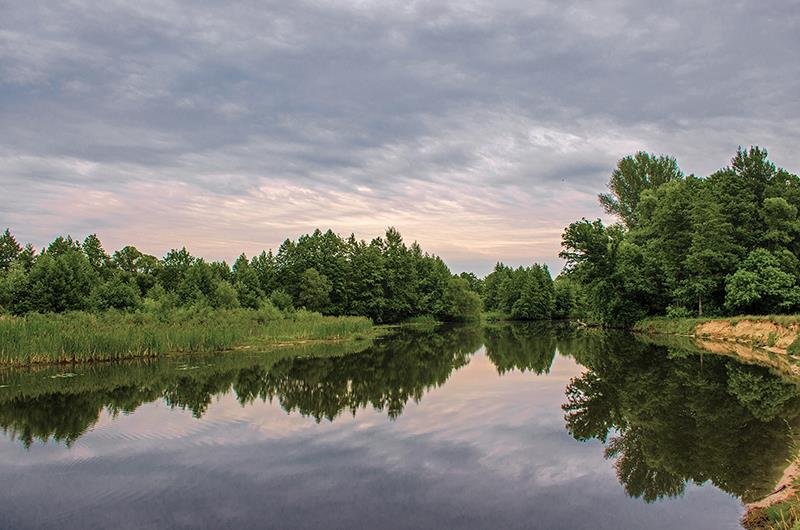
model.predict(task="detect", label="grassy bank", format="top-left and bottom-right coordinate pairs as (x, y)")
top-left (634, 315), bottom-right (800, 354)
top-left (0, 308), bottom-right (377, 365)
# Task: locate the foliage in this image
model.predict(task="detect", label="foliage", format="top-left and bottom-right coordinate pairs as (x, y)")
top-left (562, 147), bottom-right (800, 323)
top-left (0, 229), bottom-right (22, 272)
top-left (298, 268), bottom-right (332, 312)
top-left (598, 151), bottom-right (684, 228)
top-left (725, 249), bottom-right (800, 314)
top-left (441, 277), bottom-right (482, 321)
top-left (0, 227), bottom-right (475, 324)
top-left (482, 262), bottom-right (555, 320)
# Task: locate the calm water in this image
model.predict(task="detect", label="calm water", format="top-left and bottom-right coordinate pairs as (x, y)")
top-left (1, 324), bottom-right (798, 529)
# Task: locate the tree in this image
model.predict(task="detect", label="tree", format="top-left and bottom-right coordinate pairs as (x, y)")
top-left (232, 254), bottom-right (264, 309)
top-left (381, 227), bottom-right (418, 321)
top-left (160, 247), bottom-right (195, 292)
top-left (725, 249), bottom-right (800, 314)
top-left (553, 276), bottom-right (576, 319)
top-left (560, 219), bottom-right (632, 323)
top-left (482, 263), bottom-right (512, 312)
top-left (510, 265), bottom-right (554, 320)
top-left (0, 229), bottom-right (22, 272)
top-left (298, 268), bottom-right (332, 312)
top-left (441, 277), bottom-right (481, 321)
top-left (82, 234), bottom-right (111, 277)
top-left (0, 261), bottom-right (31, 314)
top-left (16, 244), bottom-right (36, 271)
top-left (344, 236), bottom-right (386, 320)
top-left (176, 260), bottom-right (216, 305)
top-left (90, 273), bottom-right (141, 311)
top-left (27, 247), bottom-right (98, 312)
top-left (761, 197), bottom-right (799, 251)
top-left (269, 289), bottom-right (294, 311)
top-left (46, 235), bottom-right (81, 256)
top-left (457, 272), bottom-right (483, 295)
top-left (599, 152), bottom-right (684, 228)
top-left (209, 280), bottom-right (240, 309)
top-left (679, 187), bottom-right (740, 315)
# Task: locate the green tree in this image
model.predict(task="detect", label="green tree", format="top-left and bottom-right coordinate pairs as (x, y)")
top-left (725, 249), bottom-right (800, 314)
top-left (209, 280), bottom-right (240, 309)
top-left (553, 276), bottom-right (576, 319)
top-left (82, 234), bottom-right (111, 278)
top-left (441, 277), bottom-right (481, 321)
top-left (381, 228), bottom-right (418, 321)
top-left (457, 272), bottom-right (483, 295)
top-left (90, 273), bottom-right (141, 311)
top-left (599, 152), bottom-right (684, 228)
top-left (298, 268), bottom-right (332, 312)
top-left (160, 247), bottom-right (195, 293)
top-left (679, 188), bottom-right (740, 315)
top-left (232, 254), bottom-right (264, 309)
top-left (761, 197), bottom-right (799, 252)
top-left (560, 219), bottom-right (633, 323)
top-left (269, 289), bottom-right (294, 311)
top-left (0, 229), bottom-right (22, 272)
top-left (0, 261), bottom-right (32, 314)
top-left (28, 246), bottom-right (98, 312)
top-left (510, 265), bottom-right (554, 320)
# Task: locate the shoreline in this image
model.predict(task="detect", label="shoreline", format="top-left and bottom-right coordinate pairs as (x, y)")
top-left (0, 333), bottom-right (383, 369)
top-left (0, 310), bottom-right (382, 367)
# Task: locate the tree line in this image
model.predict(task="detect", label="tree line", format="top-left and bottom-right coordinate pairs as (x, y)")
top-left (0, 227), bottom-right (481, 322)
top-left (480, 263), bottom-right (572, 320)
top-left (560, 146), bottom-right (800, 325)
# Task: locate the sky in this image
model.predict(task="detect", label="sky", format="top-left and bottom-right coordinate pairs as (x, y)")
top-left (2, 1), bottom-right (799, 275)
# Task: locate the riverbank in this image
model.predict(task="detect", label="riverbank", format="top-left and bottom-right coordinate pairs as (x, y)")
top-left (0, 308), bottom-right (379, 366)
top-left (634, 316), bottom-right (800, 356)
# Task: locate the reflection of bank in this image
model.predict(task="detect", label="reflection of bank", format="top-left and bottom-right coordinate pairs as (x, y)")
top-left (560, 330), bottom-right (800, 505)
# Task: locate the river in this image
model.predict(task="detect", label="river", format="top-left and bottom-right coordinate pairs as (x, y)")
top-left (1, 323), bottom-right (797, 529)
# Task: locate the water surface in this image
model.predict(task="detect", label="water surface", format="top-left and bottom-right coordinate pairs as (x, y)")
top-left (1, 324), bottom-right (798, 529)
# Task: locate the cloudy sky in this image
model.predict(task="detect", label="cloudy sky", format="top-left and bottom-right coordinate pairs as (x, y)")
top-left (2, 1), bottom-right (799, 274)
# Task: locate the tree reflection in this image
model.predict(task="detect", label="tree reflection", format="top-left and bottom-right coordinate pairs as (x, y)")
top-left (483, 322), bottom-right (558, 375)
top-left (229, 325), bottom-right (482, 421)
top-left (0, 325), bottom-right (483, 445)
top-left (561, 331), bottom-right (800, 503)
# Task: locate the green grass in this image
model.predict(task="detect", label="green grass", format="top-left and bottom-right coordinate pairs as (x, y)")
top-left (633, 316), bottom-right (709, 335)
top-left (482, 311), bottom-right (511, 322)
top-left (0, 308), bottom-right (375, 366)
top-left (635, 315), bottom-right (800, 337)
top-left (400, 315), bottom-right (441, 327)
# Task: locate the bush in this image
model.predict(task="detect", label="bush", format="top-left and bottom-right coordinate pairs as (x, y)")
top-left (666, 305), bottom-right (694, 318)
top-left (269, 289), bottom-right (294, 311)
top-left (256, 300), bottom-right (283, 322)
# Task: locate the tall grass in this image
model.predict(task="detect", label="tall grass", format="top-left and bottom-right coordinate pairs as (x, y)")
top-left (0, 307), bottom-right (374, 365)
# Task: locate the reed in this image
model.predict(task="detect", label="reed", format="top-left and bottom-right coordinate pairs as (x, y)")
top-left (0, 307), bottom-right (374, 366)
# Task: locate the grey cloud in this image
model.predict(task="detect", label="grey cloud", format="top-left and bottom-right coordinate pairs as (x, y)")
top-left (1, 0), bottom-right (799, 267)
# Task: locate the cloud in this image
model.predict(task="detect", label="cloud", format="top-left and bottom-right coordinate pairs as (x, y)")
top-left (2, 0), bottom-right (799, 274)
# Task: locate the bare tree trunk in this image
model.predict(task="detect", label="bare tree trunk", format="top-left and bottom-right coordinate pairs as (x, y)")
top-left (698, 296), bottom-right (703, 317)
